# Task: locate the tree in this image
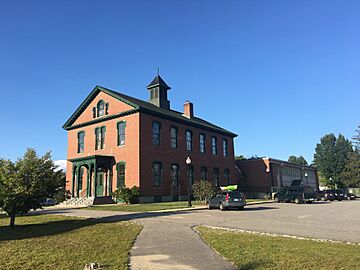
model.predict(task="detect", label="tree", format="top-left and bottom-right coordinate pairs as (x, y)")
top-left (313, 133), bottom-right (353, 182)
top-left (288, 155), bottom-right (308, 165)
top-left (340, 150), bottom-right (360, 187)
top-left (0, 149), bottom-right (65, 228)
top-left (112, 186), bottom-right (140, 204)
top-left (192, 180), bottom-right (215, 202)
top-left (235, 155), bottom-right (246, 160)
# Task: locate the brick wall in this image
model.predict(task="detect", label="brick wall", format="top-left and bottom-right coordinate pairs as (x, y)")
top-left (139, 113), bottom-right (236, 198)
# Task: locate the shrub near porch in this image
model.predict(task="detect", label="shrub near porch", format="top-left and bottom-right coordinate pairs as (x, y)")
top-left (0, 214), bottom-right (142, 270)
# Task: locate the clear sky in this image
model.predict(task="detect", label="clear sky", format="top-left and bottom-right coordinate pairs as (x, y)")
top-left (1, 0), bottom-right (359, 164)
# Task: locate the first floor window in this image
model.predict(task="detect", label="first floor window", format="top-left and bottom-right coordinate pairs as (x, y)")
top-left (117, 121), bottom-right (126, 146)
top-left (201, 166), bottom-right (208, 181)
top-left (224, 169), bottom-right (230, 185)
top-left (77, 131), bottom-right (85, 153)
top-left (153, 162), bottom-right (162, 187)
top-left (171, 164), bottom-right (179, 187)
top-left (117, 163), bottom-right (126, 188)
top-left (213, 168), bottom-right (219, 187)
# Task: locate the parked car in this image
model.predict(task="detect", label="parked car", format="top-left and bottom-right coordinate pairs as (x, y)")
top-left (318, 190), bottom-right (335, 201)
top-left (207, 190), bottom-right (246, 211)
top-left (41, 198), bottom-right (56, 206)
top-left (344, 192), bottom-right (356, 200)
top-left (274, 186), bottom-right (317, 204)
top-left (317, 189), bottom-right (345, 201)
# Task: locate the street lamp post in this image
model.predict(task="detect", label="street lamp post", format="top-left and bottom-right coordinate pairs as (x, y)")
top-left (186, 156), bottom-right (192, 207)
top-left (304, 172), bottom-right (308, 186)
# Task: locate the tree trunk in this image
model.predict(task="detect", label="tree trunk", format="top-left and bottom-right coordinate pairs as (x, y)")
top-left (9, 212), bottom-right (15, 228)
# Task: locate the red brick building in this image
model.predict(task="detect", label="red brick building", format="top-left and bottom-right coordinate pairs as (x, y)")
top-left (236, 157), bottom-right (319, 198)
top-left (63, 75), bottom-right (237, 203)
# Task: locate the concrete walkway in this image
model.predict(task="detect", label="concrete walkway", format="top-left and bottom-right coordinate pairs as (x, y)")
top-left (130, 219), bottom-right (235, 270)
top-left (38, 207), bottom-right (236, 270)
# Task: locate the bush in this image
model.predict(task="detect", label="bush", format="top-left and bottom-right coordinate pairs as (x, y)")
top-left (112, 186), bottom-right (140, 204)
top-left (192, 180), bottom-right (215, 202)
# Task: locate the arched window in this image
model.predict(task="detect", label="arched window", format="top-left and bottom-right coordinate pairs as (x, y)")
top-left (97, 101), bottom-right (105, 117)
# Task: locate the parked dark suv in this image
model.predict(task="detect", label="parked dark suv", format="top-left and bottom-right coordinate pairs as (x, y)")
top-left (207, 190), bottom-right (246, 211)
top-left (318, 189), bottom-right (344, 201)
top-left (274, 186), bottom-right (317, 204)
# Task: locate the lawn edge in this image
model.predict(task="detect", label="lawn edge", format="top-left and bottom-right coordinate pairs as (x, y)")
top-left (192, 225), bottom-right (238, 269)
top-left (196, 225), bottom-right (360, 246)
top-left (127, 220), bottom-right (143, 270)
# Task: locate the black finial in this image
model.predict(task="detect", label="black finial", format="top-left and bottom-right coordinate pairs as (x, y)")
top-left (157, 67), bottom-right (160, 76)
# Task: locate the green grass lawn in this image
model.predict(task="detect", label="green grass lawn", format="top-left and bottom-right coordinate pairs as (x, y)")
top-left (197, 226), bottom-right (360, 270)
top-left (87, 199), bottom-right (268, 212)
top-left (88, 200), bottom-right (205, 212)
top-left (0, 214), bottom-right (142, 270)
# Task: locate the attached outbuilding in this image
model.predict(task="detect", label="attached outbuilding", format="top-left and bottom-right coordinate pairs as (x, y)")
top-left (235, 157), bottom-right (319, 198)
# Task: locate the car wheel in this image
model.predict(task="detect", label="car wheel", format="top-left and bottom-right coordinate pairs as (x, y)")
top-left (206, 202), bottom-right (212, 210)
top-left (294, 197), bottom-right (302, 204)
top-left (239, 206), bottom-right (244, 211)
top-left (347, 197), bottom-right (351, 200)
top-left (220, 203), bottom-right (226, 211)
top-left (321, 197), bottom-right (326, 201)
top-left (274, 196), bottom-right (280, 203)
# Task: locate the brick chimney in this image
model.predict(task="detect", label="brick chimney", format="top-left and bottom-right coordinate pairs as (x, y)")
top-left (183, 100), bottom-right (194, 119)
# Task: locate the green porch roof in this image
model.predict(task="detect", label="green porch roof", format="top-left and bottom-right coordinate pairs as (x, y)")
top-left (63, 85), bottom-right (237, 137)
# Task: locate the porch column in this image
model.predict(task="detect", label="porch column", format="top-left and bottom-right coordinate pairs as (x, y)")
top-left (86, 166), bottom-right (91, 197)
top-left (93, 165), bottom-right (97, 197)
top-left (71, 166), bottom-right (76, 197)
top-left (76, 166), bottom-right (81, 197)
top-left (109, 169), bottom-right (113, 195)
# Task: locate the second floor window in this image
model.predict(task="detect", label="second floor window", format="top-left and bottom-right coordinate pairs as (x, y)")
top-left (201, 166), bottom-right (208, 181)
top-left (95, 126), bottom-right (106, 150)
top-left (77, 131), bottom-right (85, 153)
top-left (200, 134), bottom-right (206, 153)
top-left (171, 164), bottom-right (179, 187)
top-left (117, 121), bottom-right (126, 146)
top-left (223, 139), bottom-right (228, 157)
top-left (211, 136), bottom-right (217, 155)
top-left (153, 162), bottom-right (162, 187)
top-left (170, 127), bottom-right (178, 148)
top-left (152, 121), bottom-right (160, 145)
top-left (186, 130), bottom-right (192, 151)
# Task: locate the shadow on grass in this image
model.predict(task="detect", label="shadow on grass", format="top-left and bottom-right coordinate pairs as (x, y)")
top-left (0, 209), bottom-right (193, 241)
top-left (239, 261), bottom-right (270, 270)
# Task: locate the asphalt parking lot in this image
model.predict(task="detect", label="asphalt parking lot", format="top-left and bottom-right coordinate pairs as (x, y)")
top-left (162, 199), bottom-right (360, 243)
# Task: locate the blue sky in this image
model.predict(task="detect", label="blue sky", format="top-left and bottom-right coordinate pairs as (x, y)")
top-left (0, 0), bottom-right (359, 163)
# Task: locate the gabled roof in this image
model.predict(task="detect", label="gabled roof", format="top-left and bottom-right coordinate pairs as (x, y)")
top-left (146, 75), bottom-right (171, 90)
top-left (63, 85), bottom-right (237, 137)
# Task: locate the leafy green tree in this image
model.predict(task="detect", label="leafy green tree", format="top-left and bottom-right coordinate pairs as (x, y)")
top-left (112, 186), bottom-right (140, 204)
top-left (192, 180), bottom-right (215, 202)
top-left (0, 149), bottom-right (65, 228)
top-left (235, 155), bottom-right (246, 160)
top-left (340, 150), bottom-right (360, 187)
top-left (313, 134), bottom-right (353, 182)
top-left (288, 155), bottom-right (308, 165)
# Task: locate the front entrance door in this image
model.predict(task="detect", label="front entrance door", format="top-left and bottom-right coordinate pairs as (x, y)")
top-left (96, 172), bottom-right (104, 197)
